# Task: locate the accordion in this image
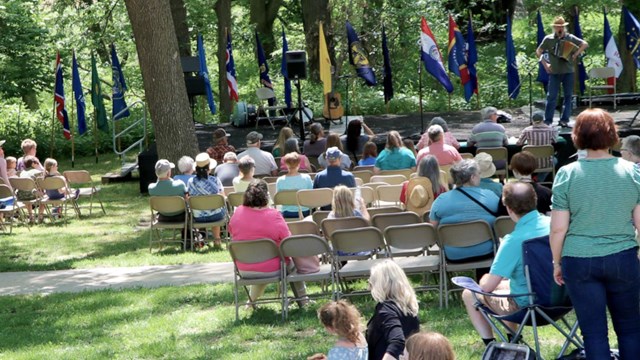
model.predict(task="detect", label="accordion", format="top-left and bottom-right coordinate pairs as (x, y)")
top-left (553, 40), bottom-right (579, 61)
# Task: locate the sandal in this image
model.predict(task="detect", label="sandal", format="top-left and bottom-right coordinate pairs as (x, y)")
top-left (213, 238), bottom-right (223, 250)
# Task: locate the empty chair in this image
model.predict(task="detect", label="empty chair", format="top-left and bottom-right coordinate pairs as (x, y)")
top-left (379, 169), bottom-right (413, 179)
top-left (352, 165), bottom-right (374, 172)
top-left (321, 216), bottom-right (370, 243)
top-left (149, 196), bottom-right (188, 252)
top-left (349, 186), bottom-right (375, 207)
top-left (370, 174), bottom-right (406, 185)
top-left (372, 212), bottom-right (422, 257)
top-left (588, 67), bottom-right (616, 109)
top-left (366, 206), bottom-right (403, 217)
top-left (352, 170), bottom-right (373, 184)
top-left (63, 170), bottom-right (105, 215)
top-left (376, 184), bottom-right (403, 208)
top-left (255, 87), bottom-right (288, 129)
top-left (311, 210), bottom-right (331, 226)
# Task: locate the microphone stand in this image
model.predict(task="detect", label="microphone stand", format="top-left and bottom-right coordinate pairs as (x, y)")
top-left (294, 76), bottom-right (305, 140)
top-left (338, 74), bottom-right (353, 131)
top-left (508, 63), bottom-right (538, 125)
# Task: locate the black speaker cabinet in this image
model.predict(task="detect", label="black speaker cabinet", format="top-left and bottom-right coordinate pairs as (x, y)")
top-left (286, 51), bottom-right (307, 80)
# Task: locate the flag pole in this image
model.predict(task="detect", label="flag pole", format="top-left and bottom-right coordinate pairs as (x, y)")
top-left (94, 107), bottom-right (98, 164)
top-left (50, 89), bottom-right (57, 159)
top-left (448, 93), bottom-right (451, 112)
top-left (70, 86), bottom-right (75, 168)
top-left (418, 52), bottom-right (424, 134)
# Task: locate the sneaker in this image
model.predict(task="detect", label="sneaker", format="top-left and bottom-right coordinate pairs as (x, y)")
top-left (559, 120), bottom-right (571, 128)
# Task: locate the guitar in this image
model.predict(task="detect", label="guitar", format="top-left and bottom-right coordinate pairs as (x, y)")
top-left (323, 92), bottom-right (344, 120)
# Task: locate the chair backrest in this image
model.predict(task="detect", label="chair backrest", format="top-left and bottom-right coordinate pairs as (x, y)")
top-left (311, 210), bottom-right (330, 225)
top-left (9, 177), bottom-right (38, 192)
top-left (223, 186), bottom-right (235, 196)
top-left (62, 170), bottom-right (93, 185)
top-left (477, 147), bottom-right (508, 162)
top-left (229, 238), bottom-right (282, 265)
top-left (352, 170), bottom-right (373, 184)
top-left (376, 184), bottom-right (403, 204)
top-left (256, 87), bottom-right (277, 101)
top-left (280, 234), bottom-right (331, 258)
top-left (379, 169), bottom-right (413, 178)
top-left (437, 220), bottom-right (495, 249)
top-left (321, 216), bottom-right (370, 241)
top-left (262, 176), bottom-right (279, 183)
top-left (297, 188), bottom-right (333, 210)
top-left (384, 223), bottom-right (438, 250)
top-left (370, 174), bottom-right (407, 185)
top-left (366, 206), bottom-right (403, 217)
top-left (0, 184), bottom-right (14, 199)
top-left (439, 166), bottom-right (452, 185)
top-left (188, 194), bottom-right (226, 211)
top-left (522, 235), bottom-right (571, 307)
top-left (349, 186), bottom-right (375, 206)
top-left (227, 192), bottom-right (245, 210)
top-left (371, 212), bottom-right (421, 233)
top-left (331, 226), bottom-right (386, 254)
top-left (353, 165), bottom-right (374, 172)
top-left (287, 220), bottom-right (319, 236)
top-left (588, 67), bottom-right (615, 79)
top-left (37, 176), bottom-right (68, 192)
top-left (149, 196), bottom-right (186, 215)
top-left (460, 153), bottom-right (474, 160)
top-left (494, 216), bottom-right (516, 240)
top-left (522, 144), bottom-right (555, 172)
top-left (274, 190), bottom-right (299, 208)
top-left (355, 178), bottom-right (364, 187)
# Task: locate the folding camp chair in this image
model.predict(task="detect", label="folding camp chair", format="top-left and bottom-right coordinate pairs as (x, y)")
top-left (452, 236), bottom-right (584, 359)
top-left (372, 212), bottom-right (422, 257)
top-left (0, 184), bottom-right (28, 233)
top-left (188, 194), bottom-right (229, 249)
top-left (149, 196), bottom-right (188, 252)
top-left (63, 170), bottom-right (106, 215)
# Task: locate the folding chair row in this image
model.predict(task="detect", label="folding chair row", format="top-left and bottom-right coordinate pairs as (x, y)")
top-left (9, 176), bottom-right (81, 225)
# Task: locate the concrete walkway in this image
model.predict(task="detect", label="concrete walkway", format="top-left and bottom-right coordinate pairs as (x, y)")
top-left (0, 262), bottom-right (235, 296)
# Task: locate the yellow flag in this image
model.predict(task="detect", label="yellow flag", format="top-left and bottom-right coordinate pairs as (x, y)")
top-left (319, 22), bottom-right (332, 94)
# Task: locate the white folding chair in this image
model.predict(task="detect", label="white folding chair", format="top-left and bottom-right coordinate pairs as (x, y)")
top-left (256, 87), bottom-right (288, 129)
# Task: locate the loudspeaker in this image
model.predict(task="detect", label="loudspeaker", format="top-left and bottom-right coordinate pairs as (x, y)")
top-left (138, 143), bottom-right (158, 194)
top-left (286, 51), bottom-right (307, 80)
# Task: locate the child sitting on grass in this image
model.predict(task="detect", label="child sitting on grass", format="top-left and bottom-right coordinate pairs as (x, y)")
top-left (308, 300), bottom-right (368, 360)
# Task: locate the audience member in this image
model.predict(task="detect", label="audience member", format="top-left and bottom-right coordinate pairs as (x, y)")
top-left (403, 139), bottom-right (417, 158)
top-left (358, 141), bottom-right (378, 166)
top-left (367, 260), bottom-right (420, 360)
top-left (551, 108), bottom-right (640, 359)
top-left (215, 152), bottom-right (240, 187)
top-left (276, 153), bottom-right (313, 218)
top-left (308, 300), bottom-right (368, 360)
top-left (17, 139), bottom-right (43, 172)
top-left (233, 156), bottom-right (256, 192)
top-left (174, 156), bottom-right (195, 186)
top-left (17, 155), bottom-right (44, 222)
top-left (228, 180), bottom-right (307, 306)
top-left (273, 126), bottom-right (295, 158)
top-left (304, 123), bottom-right (327, 158)
top-left (314, 147), bottom-right (356, 189)
top-left (43, 158), bottom-right (77, 200)
top-left (327, 185), bottom-right (371, 256)
top-left (188, 153), bottom-right (225, 249)
top-left (206, 128), bottom-right (235, 165)
top-left (148, 159), bottom-right (187, 222)
top-left (319, 133), bottom-right (352, 170)
top-left (237, 131), bottom-right (278, 176)
top-left (462, 182), bottom-right (548, 346)
top-left (510, 151), bottom-right (552, 214)
top-left (280, 138), bottom-right (311, 172)
top-left (517, 110), bottom-right (557, 180)
top-left (400, 155), bottom-right (447, 206)
top-left (467, 107), bottom-right (508, 148)
top-left (405, 332), bottom-right (455, 360)
top-left (620, 135), bottom-right (640, 165)
top-left (341, 119), bottom-right (375, 160)
top-left (0, 141), bottom-right (11, 190)
top-left (474, 153), bottom-right (503, 198)
top-left (374, 131), bottom-right (416, 173)
top-left (417, 117), bottom-right (460, 150)
top-left (5, 156), bottom-right (16, 177)
top-left (429, 159), bottom-right (499, 262)
top-left (416, 125), bottom-right (462, 166)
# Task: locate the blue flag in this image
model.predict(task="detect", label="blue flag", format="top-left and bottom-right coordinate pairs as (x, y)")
top-left (346, 21), bottom-right (376, 86)
top-left (72, 51), bottom-right (87, 135)
top-left (54, 52), bottom-right (71, 140)
top-left (466, 13), bottom-right (479, 100)
top-left (573, 8), bottom-right (587, 95)
top-left (111, 45), bottom-right (129, 120)
top-left (382, 25), bottom-right (393, 103)
top-left (536, 11), bottom-right (549, 90)
top-left (197, 34), bottom-right (216, 115)
top-left (506, 14), bottom-right (520, 99)
top-left (255, 32), bottom-right (274, 105)
top-left (448, 15), bottom-right (472, 102)
top-left (624, 6), bottom-right (640, 69)
top-left (280, 28), bottom-right (292, 109)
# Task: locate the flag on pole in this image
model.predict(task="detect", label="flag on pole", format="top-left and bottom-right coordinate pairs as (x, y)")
top-left (448, 15), bottom-right (472, 102)
top-left (54, 52), bottom-right (71, 140)
top-left (420, 17), bottom-right (453, 93)
top-left (536, 11), bottom-right (549, 90)
top-left (280, 28), bottom-right (292, 109)
top-left (72, 51), bottom-right (87, 135)
top-left (382, 25), bottom-right (393, 103)
top-left (111, 45), bottom-right (130, 120)
top-left (319, 22), bottom-right (332, 95)
top-left (197, 34), bottom-right (216, 115)
top-left (346, 21), bottom-right (376, 86)
top-left (573, 8), bottom-right (587, 95)
top-left (506, 14), bottom-right (520, 99)
top-left (255, 31), bottom-right (274, 105)
top-left (226, 32), bottom-right (239, 102)
top-left (604, 10), bottom-right (623, 89)
top-left (91, 53), bottom-right (109, 133)
top-left (623, 6), bottom-right (640, 69)
top-left (466, 13), bottom-right (479, 99)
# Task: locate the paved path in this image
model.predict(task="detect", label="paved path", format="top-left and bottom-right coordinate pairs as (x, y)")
top-left (0, 262), bottom-right (235, 296)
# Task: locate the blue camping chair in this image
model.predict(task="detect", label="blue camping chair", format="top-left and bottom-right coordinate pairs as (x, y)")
top-left (453, 236), bottom-right (584, 359)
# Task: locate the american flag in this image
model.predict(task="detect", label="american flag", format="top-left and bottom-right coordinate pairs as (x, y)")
top-left (226, 32), bottom-right (239, 102)
top-left (54, 52), bottom-right (71, 140)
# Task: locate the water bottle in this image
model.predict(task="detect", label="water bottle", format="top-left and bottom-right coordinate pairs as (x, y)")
top-left (354, 186), bottom-right (362, 207)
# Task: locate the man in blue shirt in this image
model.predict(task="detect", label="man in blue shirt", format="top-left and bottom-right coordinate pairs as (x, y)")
top-left (461, 181), bottom-right (550, 346)
top-left (313, 147), bottom-right (356, 189)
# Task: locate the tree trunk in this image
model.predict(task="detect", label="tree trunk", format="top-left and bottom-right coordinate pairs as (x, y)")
top-left (250, 0), bottom-right (283, 58)
top-left (618, 2), bottom-right (639, 93)
top-left (124, 0), bottom-right (198, 164)
top-left (170, 0), bottom-right (191, 57)
top-left (301, 0), bottom-right (333, 82)
top-left (215, 0), bottom-right (232, 121)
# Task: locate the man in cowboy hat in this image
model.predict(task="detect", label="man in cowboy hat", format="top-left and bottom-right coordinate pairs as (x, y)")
top-left (206, 128), bottom-right (235, 165)
top-left (536, 15), bottom-right (588, 128)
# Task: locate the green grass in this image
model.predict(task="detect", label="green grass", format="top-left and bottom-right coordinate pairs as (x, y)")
top-left (0, 153), bottom-right (231, 272)
top-left (0, 283), bottom-right (595, 360)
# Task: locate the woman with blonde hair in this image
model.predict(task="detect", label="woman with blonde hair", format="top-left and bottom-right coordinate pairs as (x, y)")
top-left (308, 300), bottom-right (368, 360)
top-left (319, 133), bottom-right (352, 170)
top-left (374, 131), bottom-right (416, 173)
top-left (366, 260), bottom-right (420, 360)
top-left (328, 185), bottom-right (369, 220)
top-left (405, 332), bottom-right (455, 360)
top-left (272, 126), bottom-right (295, 157)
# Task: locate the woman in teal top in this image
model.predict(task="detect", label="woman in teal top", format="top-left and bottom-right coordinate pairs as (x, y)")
top-left (551, 108), bottom-right (640, 359)
top-left (373, 131), bottom-right (416, 173)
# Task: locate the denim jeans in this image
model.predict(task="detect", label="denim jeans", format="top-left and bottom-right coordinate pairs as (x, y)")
top-left (545, 72), bottom-right (574, 125)
top-left (562, 247), bottom-right (640, 359)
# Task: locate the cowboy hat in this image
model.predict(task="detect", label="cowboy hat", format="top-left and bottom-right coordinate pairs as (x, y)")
top-left (406, 177), bottom-right (435, 215)
top-left (551, 16), bottom-right (569, 27)
top-left (195, 152), bottom-right (217, 170)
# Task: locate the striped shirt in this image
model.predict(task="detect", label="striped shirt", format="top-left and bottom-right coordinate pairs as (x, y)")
top-left (517, 123), bottom-right (557, 168)
top-left (468, 120), bottom-right (508, 148)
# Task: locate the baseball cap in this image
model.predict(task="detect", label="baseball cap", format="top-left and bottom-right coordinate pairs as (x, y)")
top-left (246, 131), bottom-right (263, 145)
top-left (155, 159), bottom-right (175, 177)
top-left (326, 147), bottom-right (343, 161)
top-left (532, 111), bottom-right (545, 123)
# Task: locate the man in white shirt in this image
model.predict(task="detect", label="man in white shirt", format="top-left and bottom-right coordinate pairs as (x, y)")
top-left (237, 131), bottom-right (278, 176)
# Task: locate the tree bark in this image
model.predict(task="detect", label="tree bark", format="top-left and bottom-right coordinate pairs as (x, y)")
top-left (250, 0), bottom-right (283, 58)
top-left (124, 0), bottom-right (198, 164)
top-left (301, 0), bottom-right (333, 82)
top-left (170, 0), bottom-right (191, 57)
top-left (618, 2), bottom-right (639, 93)
top-left (215, 0), bottom-right (232, 121)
